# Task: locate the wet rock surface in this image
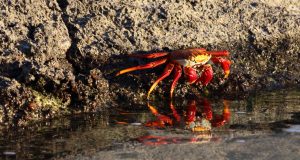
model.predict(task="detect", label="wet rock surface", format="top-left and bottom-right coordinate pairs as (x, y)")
top-left (1, 0), bottom-right (300, 127)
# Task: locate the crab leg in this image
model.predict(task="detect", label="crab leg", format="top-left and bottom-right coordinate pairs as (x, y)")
top-left (222, 100), bottom-right (231, 122)
top-left (211, 100), bottom-right (231, 127)
top-left (116, 58), bottom-right (168, 76)
top-left (145, 102), bottom-right (173, 127)
top-left (185, 100), bottom-right (197, 123)
top-left (206, 50), bottom-right (229, 57)
top-left (211, 57), bottom-right (231, 78)
top-left (147, 63), bottom-right (174, 99)
top-left (138, 135), bottom-right (169, 145)
top-left (202, 98), bottom-right (213, 120)
top-left (147, 102), bottom-right (159, 115)
top-left (129, 52), bottom-right (169, 59)
top-left (170, 64), bottom-right (182, 99)
top-left (195, 64), bottom-right (213, 86)
top-left (169, 101), bottom-right (181, 122)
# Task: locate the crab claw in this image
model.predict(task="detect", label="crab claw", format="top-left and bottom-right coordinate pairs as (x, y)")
top-left (184, 67), bottom-right (198, 84)
top-left (211, 57), bottom-right (231, 79)
top-left (195, 64), bottom-right (213, 86)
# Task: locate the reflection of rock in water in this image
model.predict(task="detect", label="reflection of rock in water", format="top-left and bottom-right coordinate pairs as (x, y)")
top-left (0, 111), bottom-right (146, 159)
top-left (229, 89), bottom-right (300, 130)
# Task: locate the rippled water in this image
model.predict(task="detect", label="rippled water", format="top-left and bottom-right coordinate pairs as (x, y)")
top-left (0, 88), bottom-right (299, 159)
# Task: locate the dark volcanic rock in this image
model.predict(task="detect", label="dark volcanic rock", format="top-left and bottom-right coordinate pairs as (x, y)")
top-left (65, 0), bottom-right (300, 99)
top-left (0, 76), bottom-right (69, 128)
top-left (0, 0), bottom-right (112, 128)
top-left (0, 0), bottom-right (300, 127)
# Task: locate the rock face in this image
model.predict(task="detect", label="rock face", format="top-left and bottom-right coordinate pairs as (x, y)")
top-left (0, 0), bottom-right (299, 127)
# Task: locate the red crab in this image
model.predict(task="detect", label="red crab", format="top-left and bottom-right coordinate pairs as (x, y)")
top-left (116, 48), bottom-right (231, 99)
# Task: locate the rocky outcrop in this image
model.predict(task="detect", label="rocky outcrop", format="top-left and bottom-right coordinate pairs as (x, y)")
top-left (0, 0), bottom-right (299, 127)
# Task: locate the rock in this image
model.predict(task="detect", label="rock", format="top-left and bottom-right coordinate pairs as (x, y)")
top-left (0, 76), bottom-right (69, 129)
top-left (0, 0), bottom-right (299, 127)
top-left (65, 0), bottom-right (299, 98)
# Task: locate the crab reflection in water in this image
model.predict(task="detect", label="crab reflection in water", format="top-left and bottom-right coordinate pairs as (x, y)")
top-left (137, 97), bottom-right (230, 145)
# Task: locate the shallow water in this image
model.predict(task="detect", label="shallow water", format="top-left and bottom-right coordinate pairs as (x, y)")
top-left (0, 88), bottom-right (300, 160)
